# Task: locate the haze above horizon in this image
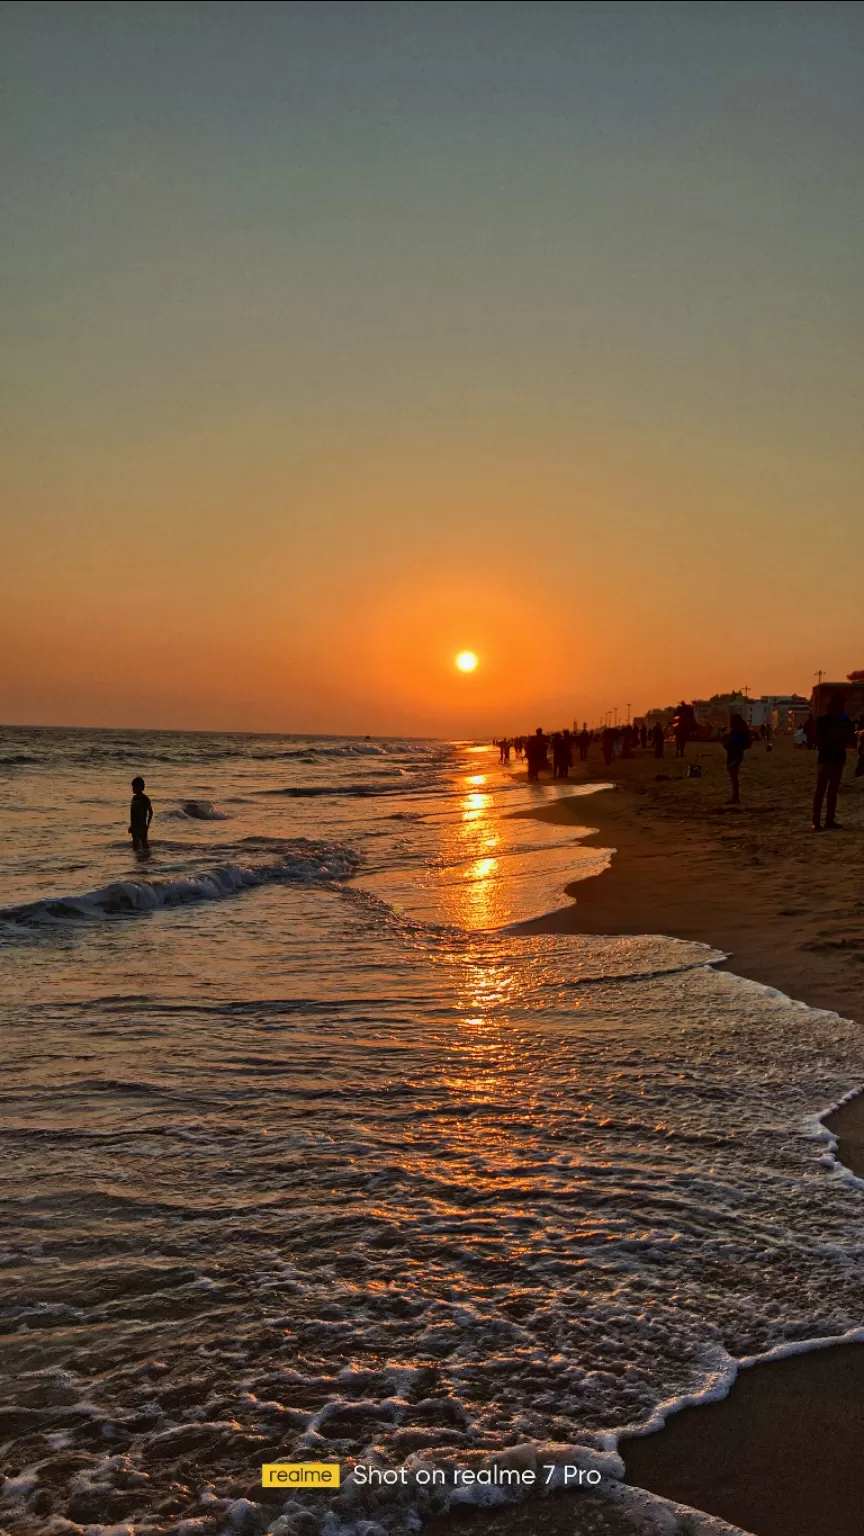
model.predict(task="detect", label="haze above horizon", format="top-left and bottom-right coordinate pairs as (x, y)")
top-left (2, 1), bottom-right (862, 734)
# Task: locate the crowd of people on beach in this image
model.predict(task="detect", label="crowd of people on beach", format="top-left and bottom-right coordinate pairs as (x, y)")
top-left (496, 728), bottom-right (593, 779)
top-left (494, 692), bottom-right (864, 829)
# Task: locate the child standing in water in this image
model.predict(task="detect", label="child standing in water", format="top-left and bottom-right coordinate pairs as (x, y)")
top-left (129, 777), bottom-right (153, 853)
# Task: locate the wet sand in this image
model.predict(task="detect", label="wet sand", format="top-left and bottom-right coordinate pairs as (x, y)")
top-left (424, 1343), bottom-right (864, 1536)
top-left (504, 734), bottom-right (864, 1536)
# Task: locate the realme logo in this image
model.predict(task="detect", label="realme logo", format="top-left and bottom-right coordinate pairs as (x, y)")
top-left (261, 1462), bottom-right (340, 1488)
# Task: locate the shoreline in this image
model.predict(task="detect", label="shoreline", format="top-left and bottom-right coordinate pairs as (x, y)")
top-left (511, 745), bottom-right (864, 1177)
top-left (500, 738), bottom-right (864, 1536)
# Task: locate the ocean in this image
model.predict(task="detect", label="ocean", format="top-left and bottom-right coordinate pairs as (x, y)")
top-left (1, 727), bottom-right (863, 1536)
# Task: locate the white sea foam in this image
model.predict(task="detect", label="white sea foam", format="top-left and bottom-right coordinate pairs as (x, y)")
top-left (0, 840), bottom-right (358, 926)
top-left (178, 799), bottom-right (231, 820)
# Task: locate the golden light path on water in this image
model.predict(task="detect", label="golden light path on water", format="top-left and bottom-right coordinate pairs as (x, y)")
top-left (358, 754), bottom-right (606, 933)
top-left (422, 769), bottom-right (584, 1173)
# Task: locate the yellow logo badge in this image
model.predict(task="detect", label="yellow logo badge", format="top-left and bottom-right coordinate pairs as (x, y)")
top-left (261, 1462), bottom-right (340, 1489)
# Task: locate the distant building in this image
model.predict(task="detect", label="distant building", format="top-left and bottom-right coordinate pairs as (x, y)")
top-left (766, 695), bottom-right (810, 731)
top-left (730, 694), bottom-right (809, 730)
top-left (744, 699), bottom-right (772, 729)
top-left (647, 688), bottom-right (825, 738)
top-left (692, 693), bottom-right (748, 734)
top-left (644, 707), bottom-right (675, 730)
top-left (685, 691), bottom-right (811, 735)
top-left (812, 680), bottom-right (864, 722)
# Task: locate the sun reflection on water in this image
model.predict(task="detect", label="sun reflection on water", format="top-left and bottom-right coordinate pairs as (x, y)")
top-left (357, 763), bottom-right (608, 930)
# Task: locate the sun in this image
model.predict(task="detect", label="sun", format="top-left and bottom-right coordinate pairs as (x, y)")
top-left (456, 651), bottom-right (478, 673)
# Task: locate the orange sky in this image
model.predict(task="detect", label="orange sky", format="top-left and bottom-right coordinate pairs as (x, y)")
top-left (3, 4), bottom-right (862, 734)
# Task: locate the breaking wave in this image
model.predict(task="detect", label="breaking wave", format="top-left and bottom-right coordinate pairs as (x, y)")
top-left (259, 782), bottom-right (406, 798)
top-left (0, 840), bottom-right (359, 927)
top-left (178, 799), bottom-right (230, 820)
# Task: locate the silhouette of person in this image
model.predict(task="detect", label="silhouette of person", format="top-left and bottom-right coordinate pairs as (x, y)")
top-left (673, 701), bottom-right (696, 757)
top-left (722, 713), bottom-right (752, 806)
top-left (551, 732), bottom-right (562, 778)
top-left (639, 723), bottom-right (647, 749)
top-left (652, 722), bottom-right (665, 759)
top-left (578, 725), bottom-right (590, 761)
top-left (812, 693), bottom-right (856, 830)
top-left (129, 776), bottom-right (153, 854)
top-left (553, 729), bottom-right (573, 779)
top-left (525, 727), bottom-right (548, 781)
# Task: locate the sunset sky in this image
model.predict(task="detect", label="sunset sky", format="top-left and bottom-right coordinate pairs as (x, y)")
top-left (2, 1), bottom-right (862, 735)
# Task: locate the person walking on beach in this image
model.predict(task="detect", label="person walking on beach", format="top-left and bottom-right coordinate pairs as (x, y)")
top-left (578, 725), bottom-right (590, 761)
top-left (550, 731), bottom-right (571, 780)
top-left (722, 714), bottom-right (752, 806)
top-left (652, 721), bottom-right (665, 759)
top-left (550, 732), bottom-right (562, 778)
top-left (129, 776), bottom-right (153, 854)
top-left (672, 701), bottom-right (695, 758)
top-left (525, 728), bottom-right (548, 782)
top-left (812, 692), bottom-right (857, 831)
top-left (556, 728), bottom-right (573, 779)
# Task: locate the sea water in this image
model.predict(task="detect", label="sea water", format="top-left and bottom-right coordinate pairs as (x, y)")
top-left (1, 728), bottom-right (863, 1536)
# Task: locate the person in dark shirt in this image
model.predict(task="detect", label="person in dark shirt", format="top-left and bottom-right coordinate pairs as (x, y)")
top-left (673, 701), bottom-right (696, 758)
top-left (525, 728), bottom-right (548, 782)
top-left (812, 694), bottom-right (857, 831)
top-left (552, 729), bottom-right (573, 779)
top-left (722, 713), bottom-right (752, 806)
top-left (129, 776), bottom-right (153, 853)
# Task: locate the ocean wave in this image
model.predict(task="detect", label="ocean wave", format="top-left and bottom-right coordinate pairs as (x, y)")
top-left (178, 799), bottom-right (230, 820)
top-left (258, 782), bottom-right (406, 798)
top-left (2, 937), bottom-right (864, 1536)
top-left (271, 743), bottom-right (391, 759)
top-left (0, 840), bottom-right (359, 927)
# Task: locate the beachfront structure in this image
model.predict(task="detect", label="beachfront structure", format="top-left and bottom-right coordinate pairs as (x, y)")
top-left (812, 680), bottom-right (864, 721)
top-left (644, 707), bottom-right (675, 730)
top-left (691, 692), bottom-right (810, 734)
top-left (692, 693), bottom-right (748, 733)
top-left (768, 694), bottom-right (811, 730)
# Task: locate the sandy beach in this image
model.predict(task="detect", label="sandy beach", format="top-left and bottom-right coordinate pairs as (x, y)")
top-left (506, 733), bottom-right (864, 1536)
